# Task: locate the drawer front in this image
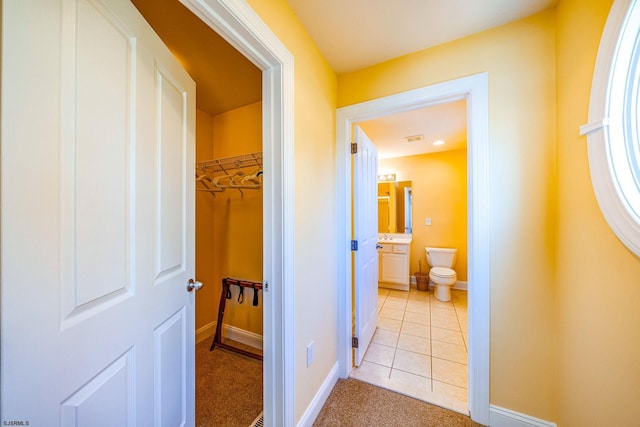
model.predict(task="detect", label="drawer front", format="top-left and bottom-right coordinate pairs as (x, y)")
top-left (393, 244), bottom-right (408, 254)
top-left (378, 243), bottom-right (392, 253)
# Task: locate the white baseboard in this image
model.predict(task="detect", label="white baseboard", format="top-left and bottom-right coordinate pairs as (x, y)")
top-left (454, 280), bottom-right (468, 290)
top-left (195, 321), bottom-right (263, 350)
top-left (378, 281), bottom-right (410, 291)
top-left (296, 362), bottom-right (339, 427)
top-left (410, 276), bottom-right (468, 291)
top-left (489, 405), bottom-right (557, 427)
top-left (195, 321), bottom-right (217, 344)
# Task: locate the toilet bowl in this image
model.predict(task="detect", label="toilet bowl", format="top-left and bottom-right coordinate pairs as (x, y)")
top-left (425, 247), bottom-right (457, 302)
top-left (429, 266), bottom-right (457, 301)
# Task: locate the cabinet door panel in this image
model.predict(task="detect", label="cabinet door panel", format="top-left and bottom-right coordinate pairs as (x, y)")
top-left (380, 253), bottom-right (407, 284)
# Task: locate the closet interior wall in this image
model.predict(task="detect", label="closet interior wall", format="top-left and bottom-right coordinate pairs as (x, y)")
top-left (195, 101), bottom-right (264, 344)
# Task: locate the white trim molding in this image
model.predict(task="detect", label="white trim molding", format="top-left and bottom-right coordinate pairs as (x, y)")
top-left (410, 277), bottom-right (468, 290)
top-left (454, 280), bottom-right (468, 291)
top-left (196, 321), bottom-right (217, 344)
top-left (195, 321), bottom-right (264, 349)
top-left (296, 363), bottom-right (340, 427)
top-left (336, 73), bottom-right (491, 425)
top-left (489, 405), bottom-right (557, 427)
top-left (582, 0), bottom-right (640, 257)
top-left (179, 1), bottom-right (295, 425)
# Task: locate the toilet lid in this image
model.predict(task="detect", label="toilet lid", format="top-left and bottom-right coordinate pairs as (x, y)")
top-left (430, 267), bottom-right (456, 278)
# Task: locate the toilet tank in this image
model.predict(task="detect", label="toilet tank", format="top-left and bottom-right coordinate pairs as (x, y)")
top-left (425, 247), bottom-right (457, 268)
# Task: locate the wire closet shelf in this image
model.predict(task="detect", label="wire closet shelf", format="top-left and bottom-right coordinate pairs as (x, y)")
top-left (195, 151), bottom-right (263, 196)
top-left (196, 151), bottom-right (262, 174)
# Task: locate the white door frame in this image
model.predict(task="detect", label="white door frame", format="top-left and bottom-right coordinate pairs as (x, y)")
top-left (336, 73), bottom-right (490, 425)
top-left (179, 1), bottom-right (295, 426)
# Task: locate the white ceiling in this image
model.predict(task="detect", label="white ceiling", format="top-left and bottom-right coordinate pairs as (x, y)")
top-left (284, 0), bottom-right (556, 158)
top-left (286, 0), bottom-right (557, 74)
top-left (359, 100), bottom-right (467, 159)
top-left (135, 0), bottom-right (556, 158)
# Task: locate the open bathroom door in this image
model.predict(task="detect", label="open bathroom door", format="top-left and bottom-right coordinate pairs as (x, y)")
top-left (353, 125), bottom-right (379, 366)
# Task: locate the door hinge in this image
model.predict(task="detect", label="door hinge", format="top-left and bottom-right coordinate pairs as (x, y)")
top-left (351, 240), bottom-right (358, 251)
top-left (352, 336), bottom-right (359, 348)
top-left (351, 142), bottom-right (358, 154)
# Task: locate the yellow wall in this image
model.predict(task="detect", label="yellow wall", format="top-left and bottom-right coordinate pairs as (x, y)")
top-left (340, 10), bottom-right (557, 420)
top-left (195, 102), bottom-right (264, 337)
top-left (212, 102), bottom-right (264, 334)
top-left (195, 109), bottom-right (217, 333)
top-left (211, 1), bottom-right (640, 424)
top-left (380, 149), bottom-right (468, 282)
top-left (556, 0), bottom-right (640, 425)
top-left (242, 0), bottom-right (339, 422)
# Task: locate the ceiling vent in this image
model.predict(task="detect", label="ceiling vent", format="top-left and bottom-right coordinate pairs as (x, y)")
top-left (404, 134), bottom-right (424, 143)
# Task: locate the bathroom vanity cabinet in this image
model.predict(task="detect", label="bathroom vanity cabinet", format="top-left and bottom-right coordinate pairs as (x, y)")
top-left (378, 242), bottom-right (411, 291)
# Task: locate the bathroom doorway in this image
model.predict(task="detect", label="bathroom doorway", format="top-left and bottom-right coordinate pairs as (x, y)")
top-left (336, 74), bottom-right (491, 425)
top-left (351, 100), bottom-right (470, 413)
top-left (131, 0), bottom-right (294, 425)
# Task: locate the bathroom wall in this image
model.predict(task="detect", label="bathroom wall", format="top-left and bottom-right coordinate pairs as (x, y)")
top-left (556, 0), bottom-right (640, 425)
top-left (379, 149), bottom-right (468, 282)
top-left (339, 10), bottom-right (557, 420)
top-left (195, 102), bottom-right (263, 338)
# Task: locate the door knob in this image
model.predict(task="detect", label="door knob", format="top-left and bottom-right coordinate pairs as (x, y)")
top-left (187, 278), bottom-right (203, 292)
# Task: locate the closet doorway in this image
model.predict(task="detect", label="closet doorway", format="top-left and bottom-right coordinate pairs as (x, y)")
top-left (132, 0), bottom-right (294, 425)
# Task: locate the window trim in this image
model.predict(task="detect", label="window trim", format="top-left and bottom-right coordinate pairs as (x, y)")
top-left (581, 0), bottom-right (640, 257)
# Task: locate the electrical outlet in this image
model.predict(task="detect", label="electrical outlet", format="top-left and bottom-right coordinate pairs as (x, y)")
top-left (426, 217), bottom-right (432, 226)
top-left (306, 341), bottom-right (314, 367)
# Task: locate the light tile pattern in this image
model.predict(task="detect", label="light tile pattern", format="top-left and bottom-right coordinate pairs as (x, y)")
top-left (351, 286), bottom-right (468, 415)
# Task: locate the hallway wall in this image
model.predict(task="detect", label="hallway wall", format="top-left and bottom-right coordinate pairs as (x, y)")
top-left (339, 10), bottom-right (557, 421)
top-left (242, 0), bottom-right (339, 422)
top-left (234, 0), bottom-right (640, 424)
top-left (556, 0), bottom-right (640, 425)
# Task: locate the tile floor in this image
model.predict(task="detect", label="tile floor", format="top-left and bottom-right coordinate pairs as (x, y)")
top-left (350, 285), bottom-right (469, 415)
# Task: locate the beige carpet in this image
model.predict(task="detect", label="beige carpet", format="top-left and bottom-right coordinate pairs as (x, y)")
top-left (196, 338), bottom-right (480, 427)
top-left (196, 338), bottom-right (263, 427)
top-left (313, 378), bottom-right (483, 427)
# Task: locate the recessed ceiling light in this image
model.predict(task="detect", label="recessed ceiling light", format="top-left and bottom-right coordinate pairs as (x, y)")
top-left (433, 139), bottom-right (446, 146)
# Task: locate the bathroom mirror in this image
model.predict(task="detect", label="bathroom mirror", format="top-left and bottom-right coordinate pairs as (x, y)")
top-left (378, 180), bottom-right (413, 234)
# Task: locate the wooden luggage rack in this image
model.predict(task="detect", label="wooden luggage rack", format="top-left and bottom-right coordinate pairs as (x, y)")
top-left (210, 277), bottom-right (263, 361)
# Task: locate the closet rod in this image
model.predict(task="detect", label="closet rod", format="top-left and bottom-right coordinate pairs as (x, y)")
top-left (196, 151), bottom-right (262, 174)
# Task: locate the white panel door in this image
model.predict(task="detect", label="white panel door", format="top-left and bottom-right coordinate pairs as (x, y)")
top-left (1, 0), bottom-right (196, 425)
top-left (353, 125), bottom-right (379, 366)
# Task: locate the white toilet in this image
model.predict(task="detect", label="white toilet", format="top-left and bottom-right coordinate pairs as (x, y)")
top-left (425, 247), bottom-right (457, 302)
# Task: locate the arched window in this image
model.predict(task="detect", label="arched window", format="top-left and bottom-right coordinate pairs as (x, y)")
top-left (581, 0), bottom-right (640, 257)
